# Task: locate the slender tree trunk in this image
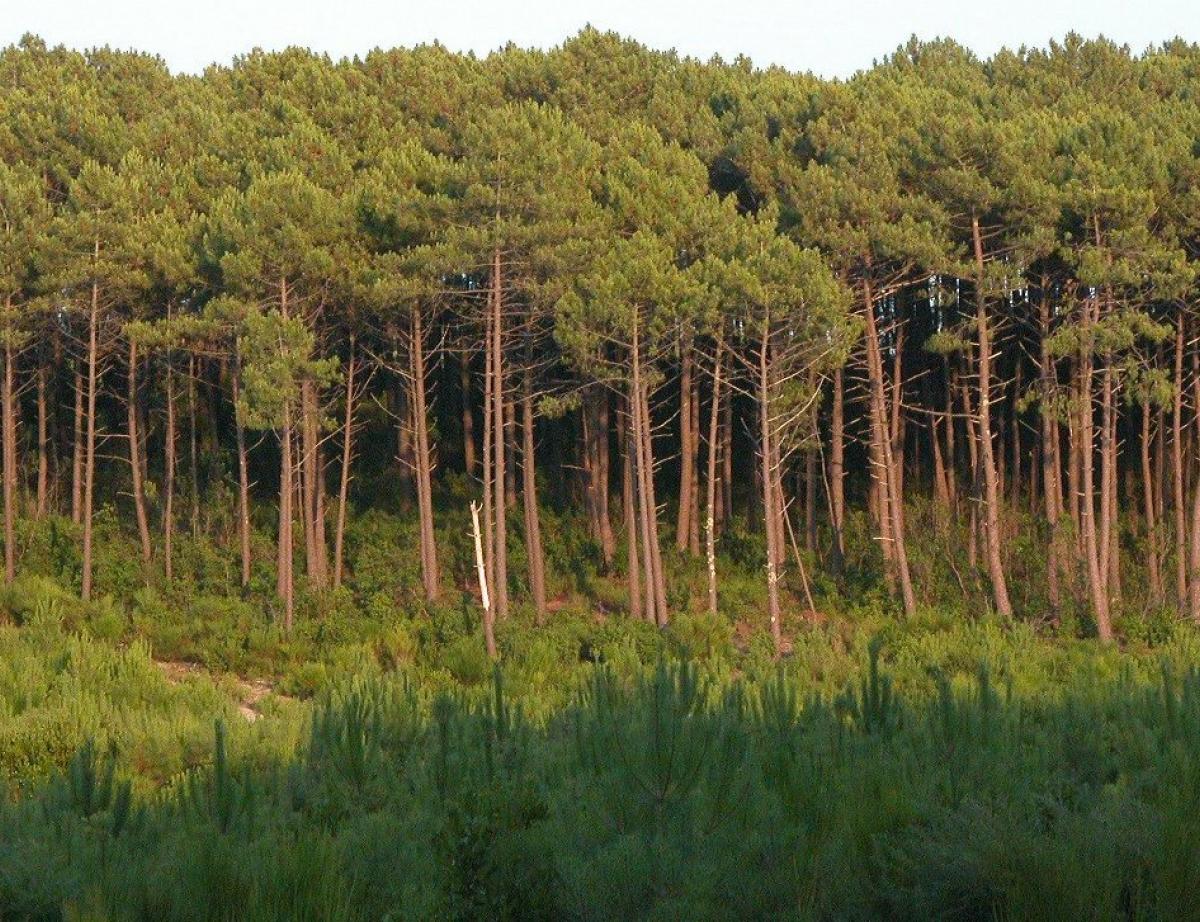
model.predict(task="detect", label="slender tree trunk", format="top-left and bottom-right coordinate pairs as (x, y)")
top-left (126, 339), bottom-right (152, 565)
top-left (1080, 299), bottom-right (1112, 640)
top-left (962, 373), bottom-right (981, 573)
top-left (163, 342), bottom-right (176, 582)
top-left (277, 278), bottom-right (294, 630)
top-left (81, 247), bottom-right (101, 602)
top-left (188, 357), bottom-right (199, 539)
top-left (758, 328), bottom-right (783, 651)
top-left (631, 319), bottom-right (665, 625)
top-left (596, 390), bottom-right (615, 566)
top-left (470, 501), bottom-right (496, 658)
top-left (640, 366), bottom-right (668, 624)
top-left (504, 398), bottom-right (517, 512)
top-left (688, 371), bottom-right (701, 555)
top-left (932, 413), bottom-right (950, 509)
top-left (706, 343), bottom-right (723, 614)
top-left (720, 386), bottom-right (733, 530)
top-left (2, 323), bottom-right (16, 584)
top-left (1188, 340), bottom-right (1200, 624)
top-left (1143, 399), bottom-right (1162, 603)
top-left (72, 368), bottom-right (83, 526)
top-left (460, 355), bottom-right (476, 477)
top-left (862, 275), bottom-right (915, 615)
top-left (411, 310), bottom-right (440, 602)
top-left (804, 444), bottom-right (817, 554)
top-left (829, 367), bottom-right (845, 573)
top-left (333, 336), bottom-right (356, 590)
top-left (971, 216), bottom-right (1013, 619)
top-left (490, 248), bottom-right (508, 621)
top-left (521, 366), bottom-right (546, 618)
top-left (1174, 316), bottom-right (1188, 608)
top-left (482, 320), bottom-right (495, 597)
top-left (35, 360), bottom-right (47, 519)
top-left (1038, 292), bottom-right (1062, 614)
top-left (676, 345), bottom-right (693, 552)
top-left (621, 393), bottom-right (642, 621)
top-left (232, 351), bottom-right (251, 588)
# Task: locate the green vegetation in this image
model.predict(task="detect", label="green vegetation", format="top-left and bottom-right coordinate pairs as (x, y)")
top-left (1, 593), bottom-right (1200, 919)
top-left (1, 24), bottom-right (1200, 918)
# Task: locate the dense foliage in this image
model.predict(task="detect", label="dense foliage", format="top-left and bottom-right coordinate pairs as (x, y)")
top-left (2, 606), bottom-right (1200, 919)
top-left (0, 29), bottom-right (1199, 643)
top-left (2, 25), bottom-right (1200, 919)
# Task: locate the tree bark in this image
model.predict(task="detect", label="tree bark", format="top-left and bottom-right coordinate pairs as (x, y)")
top-left (35, 360), bottom-right (47, 519)
top-left (490, 248), bottom-right (508, 621)
top-left (862, 274), bottom-right (916, 615)
top-left (333, 336), bottom-right (356, 590)
top-left (621, 393), bottom-right (642, 621)
top-left (460, 355), bottom-right (476, 477)
top-left (277, 277), bottom-right (295, 630)
top-left (1173, 315), bottom-right (1188, 608)
top-left (1038, 290), bottom-right (1062, 614)
top-left (829, 367), bottom-right (845, 574)
top-left (81, 245), bottom-right (100, 602)
top-left (232, 349), bottom-right (252, 589)
top-left (676, 345), bottom-right (693, 552)
top-left (706, 343), bottom-right (723, 614)
top-left (1079, 296), bottom-right (1112, 640)
top-left (188, 357), bottom-right (200, 539)
top-left (1142, 399), bottom-right (1162, 603)
top-left (72, 368), bottom-right (83, 526)
top-left (411, 309), bottom-right (440, 603)
top-left (126, 338), bottom-right (152, 565)
top-left (2, 319), bottom-right (16, 584)
top-left (758, 327), bottom-right (783, 651)
top-left (971, 215), bottom-right (1013, 619)
top-left (521, 366), bottom-right (546, 619)
top-left (163, 343), bottom-right (176, 582)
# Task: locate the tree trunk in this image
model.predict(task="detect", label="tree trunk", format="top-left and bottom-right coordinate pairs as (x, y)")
top-left (631, 318), bottom-right (666, 625)
top-left (596, 389), bottom-right (615, 566)
top-left (862, 274), bottom-right (915, 615)
top-left (411, 310), bottom-right (440, 603)
top-left (706, 343), bottom-right (723, 614)
top-left (333, 336), bottom-right (356, 590)
top-left (1038, 290), bottom-right (1062, 614)
top-left (232, 350), bottom-right (251, 588)
top-left (471, 501), bottom-right (496, 658)
top-left (126, 338), bottom-right (152, 565)
top-left (621, 393), bottom-right (642, 621)
top-left (758, 328), bottom-right (783, 652)
top-left (490, 248), bottom-right (508, 621)
top-left (1174, 316), bottom-right (1188, 608)
top-left (720, 385), bottom-right (733, 530)
top-left (521, 366), bottom-right (546, 619)
top-left (460, 355), bottom-right (476, 477)
top-left (72, 368), bottom-right (83, 526)
top-left (1079, 298), bottom-right (1112, 640)
top-left (2, 324), bottom-right (16, 584)
top-left (971, 215), bottom-right (1013, 619)
top-left (35, 360), bottom-right (47, 519)
top-left (164, 344), bottom-right (176, 582)
top-left (676, 346), bottom-right (693, 552)
top-left (277, 278), bottom-right (294, 630)
top-left (81, 252), bottom-right (100, 602)
top-left (1143, 399), bottom-right (1162, 603)
top-left (188, 357), bottom-right (200, 539)
top-left (829, 367), bottom-right (845, 574)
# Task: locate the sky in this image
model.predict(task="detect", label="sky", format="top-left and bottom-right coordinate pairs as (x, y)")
top-left (2, 0), bottom-right (1198, 78)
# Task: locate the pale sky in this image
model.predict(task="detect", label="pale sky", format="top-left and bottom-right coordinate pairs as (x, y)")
top-left (2, 0), bottom-right (1198, 77)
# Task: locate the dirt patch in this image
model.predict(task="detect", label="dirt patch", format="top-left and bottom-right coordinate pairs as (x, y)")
top-left (154, 659), bottom-right (291, 722)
